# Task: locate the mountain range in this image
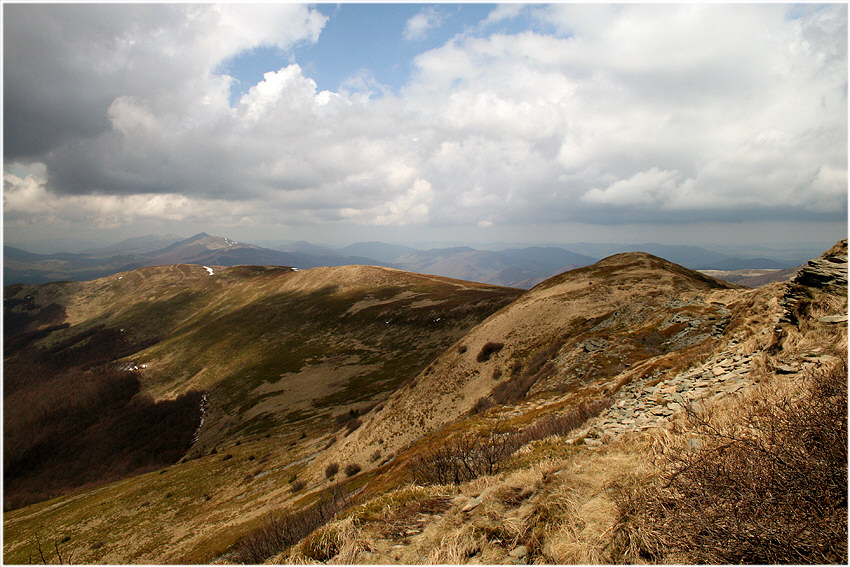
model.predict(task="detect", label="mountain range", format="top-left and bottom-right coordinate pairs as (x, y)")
top-left (5, 232), bottom-right (809, 288)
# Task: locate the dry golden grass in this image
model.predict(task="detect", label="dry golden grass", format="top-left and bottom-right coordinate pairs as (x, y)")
top-left (610, 355), bottom-right (847, 564)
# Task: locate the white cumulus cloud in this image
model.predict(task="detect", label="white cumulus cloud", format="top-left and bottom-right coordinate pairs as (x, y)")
top-left (404, 7), bottom-right (443, 41)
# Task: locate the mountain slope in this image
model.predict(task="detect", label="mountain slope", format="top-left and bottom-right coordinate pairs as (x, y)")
top-left (3, 243), bottom-right (845, 565)
top-left (313, 252), bottom-right (740, 478)
top-left (275, 243), bottom-right (846, 565)
top-left (3, 264), bottom-right (522, 511)
top-left (81, 234), bottom-right (185, 256)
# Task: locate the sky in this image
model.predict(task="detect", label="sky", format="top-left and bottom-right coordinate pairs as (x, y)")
top-left (3, 3), bottom-right (848, 251)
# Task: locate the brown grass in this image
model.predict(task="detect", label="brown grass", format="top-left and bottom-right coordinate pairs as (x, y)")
top-left (410, 398), bottom-right (610, 486)
top-left (610, 360), bottom-right (848, 564)
top-left (230, 483), bottom-right (352, 563)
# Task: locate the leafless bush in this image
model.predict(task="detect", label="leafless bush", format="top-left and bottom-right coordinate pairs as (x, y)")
top-left (518, 400), bottom-right (610, 441)
top-left (477, 342), bottom-right (505, 362)
top-left (411, 428), bottom-right (516, 485)
top-left (28, 533), bottom-right (73, 565)
top-left (412, 399), bottom-right (610, 486)
top-left (344, 463), bottom-right (361, 477)
top-left (470, 396), bottom-right (496, 415)
top-left (325, 462), bottom-right (339, 479)
top-left (611, 362), bottom-right (848, 564)
top-left (369, 450), bottom-right (382, 462)
top-left (230, 483), bottom-right (352, 563)
top-left (476, 337), bottom-right (566, 409)
top-left (290, 479), bottom-right (306, 493)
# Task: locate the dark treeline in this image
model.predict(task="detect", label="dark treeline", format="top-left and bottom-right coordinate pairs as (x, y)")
top-left (3, 298), bottom-right (203, 511)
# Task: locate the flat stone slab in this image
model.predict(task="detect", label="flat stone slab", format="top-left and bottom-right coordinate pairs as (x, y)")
top-left (819, 315), bottom-right (848, 324)
top-left (509, 546), bottom-right (528, 558)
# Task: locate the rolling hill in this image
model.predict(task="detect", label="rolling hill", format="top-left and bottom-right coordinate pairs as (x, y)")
top-left (2, 242), bottom-right (846, 564)
top-left (312, 251), bottom-right (742, 477)
top-left (3, 263), bottom-right (522, 512)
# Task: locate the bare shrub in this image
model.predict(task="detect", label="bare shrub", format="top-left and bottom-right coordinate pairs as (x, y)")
top-left (290, 479), bottom-right (306, 493)
top-left (457, 345), bottom-right (468, 354)
top-left (344, 463), bottom-right (361, 477)
top-left (325, 462), bottom-right (339, 479)
top-left (473, 337), bottom-right (566, 410)
top-left (344, 418), bottom-right (362, 436)
top-left (231, 483), bottom-right (352, 563)
top-left (369, 450), bottom-right (382, 463)
top-left (412, 398), bottom-right (611, 486)
top-left (477, 342), bottom-right (505, 362)
top-left (611, 362), bottom-right (848, 564)
top-left (470, 396), bottom-right (495, 415)
top-left (492, 367), bottom-right (503, 380)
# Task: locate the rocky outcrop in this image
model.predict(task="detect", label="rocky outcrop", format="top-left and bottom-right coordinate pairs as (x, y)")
top-left (578, 339), bottom-right (837, 444)
top-left (792, 239), bottom-right (848, 292)
top-left (779, 240), bottom-right (847, 325)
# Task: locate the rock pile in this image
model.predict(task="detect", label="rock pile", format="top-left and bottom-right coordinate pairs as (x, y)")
top-left (578, 346), bottom-right (759, 444)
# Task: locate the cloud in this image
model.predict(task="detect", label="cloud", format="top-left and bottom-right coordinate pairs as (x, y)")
top-left (3, 4), bottom-right (327, 162)
top-left (480, 4), bottom-right (526, 29)
top-left (403, 7), bottom-right (443, 41)
top-left (3, 4), bottom-right (846, 246)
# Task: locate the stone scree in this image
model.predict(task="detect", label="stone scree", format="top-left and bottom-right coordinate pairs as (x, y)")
top-left (579, 345), bottom-right (754, 445)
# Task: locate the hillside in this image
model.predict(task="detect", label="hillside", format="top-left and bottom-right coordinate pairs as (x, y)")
top-left (3, 243), bottom-right (846, 564)
top-left (311, 252), bottom-right (741, 479)
top-left (273, 241), bottom-right (847, 564)
top-left (3, 264), bottom-right (521, 512)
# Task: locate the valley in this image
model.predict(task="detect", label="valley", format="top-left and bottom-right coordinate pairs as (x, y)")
top-left (2, 241), bottom-right (846, 564)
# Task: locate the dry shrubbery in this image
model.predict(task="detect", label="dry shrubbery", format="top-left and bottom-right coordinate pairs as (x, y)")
top-left (611, 361), bottom-right (848, 564)
top-left (325, 462), bottom-right (339, 479)
top-left (476, 342), bottom-right (504, 362)
top-left (344, 463), bottom-right (362, 477)
top-left (472, 337), bottom-right (567, 413)
top-left (230, 484), bottom-right (352, 564)
top-left (412, 398), bottom-right (611, 485)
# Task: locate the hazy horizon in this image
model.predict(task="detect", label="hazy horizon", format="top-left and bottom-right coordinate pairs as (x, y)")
top-left (4, 4), bottom-right (847, 253)
top-left (3, 229), bottom-right (839, 262)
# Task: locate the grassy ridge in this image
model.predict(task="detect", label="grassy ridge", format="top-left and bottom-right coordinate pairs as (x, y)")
top-left (3, 263), bottom-right (522, 553)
